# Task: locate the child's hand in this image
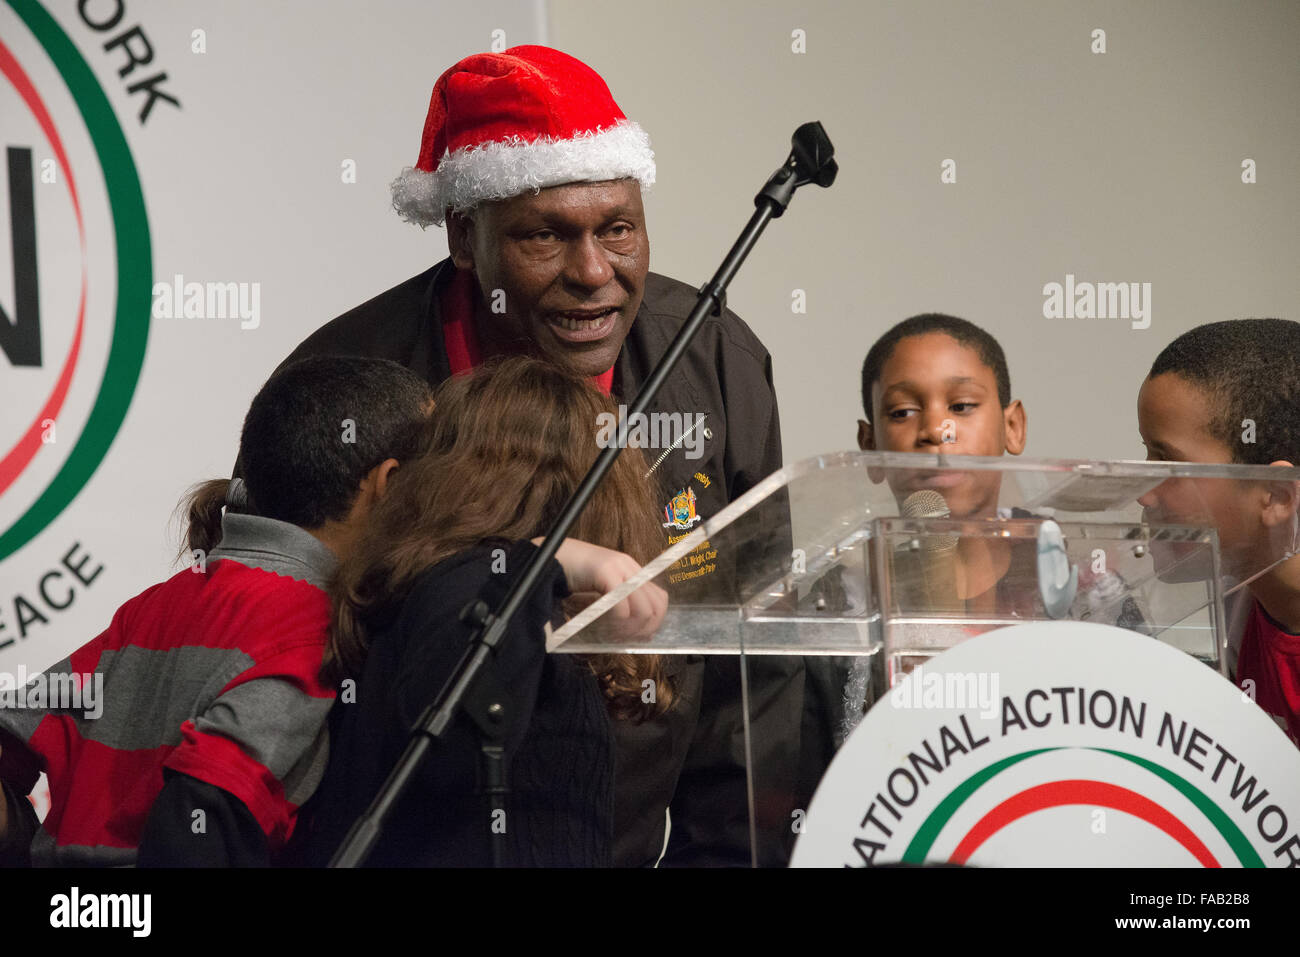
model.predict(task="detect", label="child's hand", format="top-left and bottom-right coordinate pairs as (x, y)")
top-left (537, 538), bottom-right (668, 640)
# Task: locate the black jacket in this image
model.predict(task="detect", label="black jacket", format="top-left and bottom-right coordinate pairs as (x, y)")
top-left (280, 259), bottom-right (814, 866)
top-left (301, 541), bottom-right (612, 867)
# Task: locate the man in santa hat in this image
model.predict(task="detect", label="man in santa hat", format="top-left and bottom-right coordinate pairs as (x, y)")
top-left (275, 45), bottom-right (821, 867)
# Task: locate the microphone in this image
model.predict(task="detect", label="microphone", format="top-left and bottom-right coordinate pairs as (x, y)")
top-left (899, 490), bottom-right (960, 613)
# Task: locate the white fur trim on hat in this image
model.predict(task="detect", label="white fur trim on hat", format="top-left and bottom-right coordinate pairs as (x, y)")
top-left (390, 121), bottom-right (655, 228)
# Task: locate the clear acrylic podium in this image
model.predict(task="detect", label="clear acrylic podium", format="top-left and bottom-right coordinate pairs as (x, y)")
top-left (549, 452), bottom-right (1300, 865)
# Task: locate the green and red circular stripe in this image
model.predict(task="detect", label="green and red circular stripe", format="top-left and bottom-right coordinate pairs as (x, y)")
top-left (0, 0), bottom-right (151, 563)
top-left (902, 747), bottom-right (1263, 867)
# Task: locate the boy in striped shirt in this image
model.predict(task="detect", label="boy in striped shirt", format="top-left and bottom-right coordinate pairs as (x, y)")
top-left (0, 356), bottom-right (431, 866)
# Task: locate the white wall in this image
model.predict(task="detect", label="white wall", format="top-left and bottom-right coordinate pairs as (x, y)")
top-left (549, 0), bottom-right (1300, 463)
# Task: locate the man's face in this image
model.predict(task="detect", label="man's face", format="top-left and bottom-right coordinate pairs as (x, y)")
top-left (859, 333), bottom-right (1025, 518)
top-left (1136, 372), bottom-right (1265, 578)
top-left (448, 179), bottom-right (649, 378)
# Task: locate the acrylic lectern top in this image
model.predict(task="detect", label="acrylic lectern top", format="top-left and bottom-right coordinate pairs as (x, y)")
top-left (548, 452), bottom-right (1300, 668)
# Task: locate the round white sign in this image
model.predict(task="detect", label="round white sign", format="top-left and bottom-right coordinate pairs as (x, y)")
top-left (792, 622), bottom-right (1300, 868)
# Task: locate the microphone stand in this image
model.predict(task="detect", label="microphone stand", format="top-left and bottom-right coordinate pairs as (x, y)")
top-left (329, 122), bottom-right (838, 868)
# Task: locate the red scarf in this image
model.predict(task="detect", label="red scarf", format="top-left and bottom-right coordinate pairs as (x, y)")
top-left (440, 269), bottom-right (615, 394)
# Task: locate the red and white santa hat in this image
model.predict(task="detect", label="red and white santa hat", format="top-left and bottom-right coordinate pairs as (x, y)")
top-left (390, 45), bottom-right (656, 228)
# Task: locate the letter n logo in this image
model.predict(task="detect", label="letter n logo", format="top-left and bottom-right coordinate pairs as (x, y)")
top-left (1, 147), bottom-right (41, 367)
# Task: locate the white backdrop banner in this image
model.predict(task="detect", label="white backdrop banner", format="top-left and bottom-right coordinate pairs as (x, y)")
top-left (0, 0), bottom-right (547, 677)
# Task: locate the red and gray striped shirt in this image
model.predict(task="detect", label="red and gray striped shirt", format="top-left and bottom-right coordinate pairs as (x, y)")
top-left (0, 514), bottom-right (336, 866)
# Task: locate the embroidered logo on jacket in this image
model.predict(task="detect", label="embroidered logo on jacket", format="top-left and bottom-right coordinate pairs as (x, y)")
top-left (663, 487), bottom-right (701, 530)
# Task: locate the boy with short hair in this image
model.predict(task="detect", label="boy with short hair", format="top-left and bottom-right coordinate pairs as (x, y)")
top-left (859, 313), bottom-right (1029, 601)
top-left (820, 313), bottom-right (1032, 743)
top-left (859, 312), bottom-right (1026, 511)
top-left (1137, 318), bottom-right (1300, 746)
top-left (0, 356), bottom-right (433, 866)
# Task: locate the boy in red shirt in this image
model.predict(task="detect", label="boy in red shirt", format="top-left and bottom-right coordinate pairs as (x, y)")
top-left (1137, 318), bottom-right (1300, 747)
top-left (0, 356), bottom-right (432, 865)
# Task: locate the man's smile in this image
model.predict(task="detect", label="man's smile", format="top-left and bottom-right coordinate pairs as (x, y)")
top-left (545, 306), bottom-right (621, 342)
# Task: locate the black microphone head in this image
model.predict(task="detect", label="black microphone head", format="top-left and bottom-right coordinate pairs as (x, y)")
top-left (791, 122), bottom-right (837, 187)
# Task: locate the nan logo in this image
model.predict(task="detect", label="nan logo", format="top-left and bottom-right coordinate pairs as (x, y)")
top-left (49, 886), bottom-right (151, 937)
top-left (0, 1), bottom-right (153, 569)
